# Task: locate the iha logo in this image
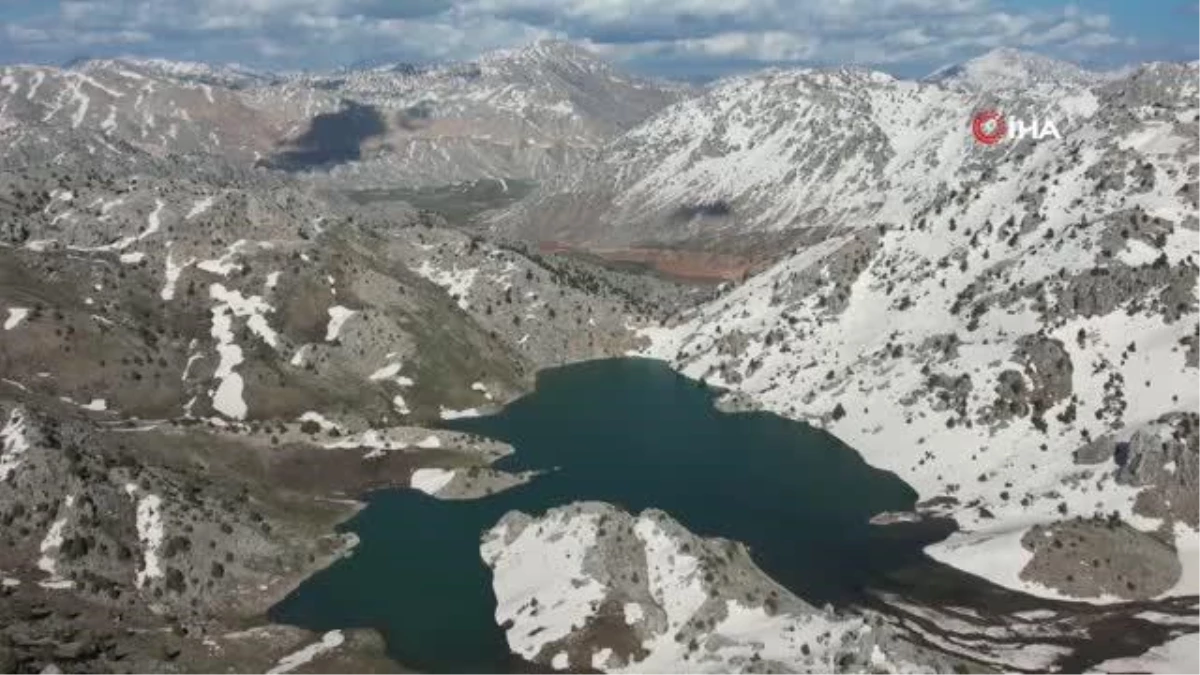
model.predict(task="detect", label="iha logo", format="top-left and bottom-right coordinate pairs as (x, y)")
top-left (971, 109), bottom-right (1062, 146)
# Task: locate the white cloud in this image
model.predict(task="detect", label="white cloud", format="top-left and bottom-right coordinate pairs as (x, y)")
top-left (0, 0), bottom-right (1159, 76)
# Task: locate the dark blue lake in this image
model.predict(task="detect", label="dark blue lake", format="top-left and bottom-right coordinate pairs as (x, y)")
top-left (270, 358), bottom-right (951, 672)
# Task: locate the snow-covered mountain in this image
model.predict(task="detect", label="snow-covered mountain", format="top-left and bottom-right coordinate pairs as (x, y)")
top-left (79, 57), bottom-right (278, 89)
top-left (491, 50), bottom-right (1195, 253)
top-left (0, 59), bottom-right (294, 162)
top-left (607, 51), bottom-right (1200, 612)
top-left (1, 41), bottom-right (687, 190)
top-left (1, 41), bottom-right (1196, 673)
top-left (924, 47), bottom-right (1104, 91)
top-left (261, 40), bottom-right (690, 187)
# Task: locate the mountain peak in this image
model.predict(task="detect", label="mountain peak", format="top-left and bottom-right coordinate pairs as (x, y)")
top-left (476, 39), bottom-right (611, 74)
top-left (484, 39), bottom-right (595, 60)
top-left (924, 47), bottom-right (1096, 90)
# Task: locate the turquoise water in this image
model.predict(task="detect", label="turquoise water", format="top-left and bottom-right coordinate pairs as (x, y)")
top-left (270, 358), bottom-right (950, 672)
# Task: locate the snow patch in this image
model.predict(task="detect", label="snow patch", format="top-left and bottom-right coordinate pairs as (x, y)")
top-left (392, 394), bottom-right (411, 415)
top-left (410, 468), bottom-right (456, 496)
top-left (591, 647), bottom-right (614, 670)
top-left (415, 260), bottom-right (478, 310)
top-left (325, 306), bottom-right (356, 341)
top-left (79, 399), bottom-right (107, 412)
top-left (267, 630), bottom-right (346, 674)
top-left (289, 344), bottom-right (311, 367)
top-left (124, 485), bottom-right (165, 588)
top-left (197, 240), bottom-right (248, 276)
top-left (623, 602), bottom-right (644, 625)
top-left (367, 360), bottom-right (415, 386)
top-left (186, 195), bottom-right (215, 220)
top-left (161, 249), bottom-right (195, 301)
top-left (368, 362), bottom-right (403, 381)
top-left (480, 509), bottom-right (608, 661)
top-left (0, 408), bottom-right (31, 481)
top-left (298, 411), bottom-right (341, 432)
top-left (37, 495), bottom-right (74, 588)
top-left (207, 282), bottom-right (278, 420)
top-left (4, 307), bottom-right (30, 330)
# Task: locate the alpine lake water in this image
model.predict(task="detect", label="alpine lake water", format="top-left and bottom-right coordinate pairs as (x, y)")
top-left (270, 358), bottom-right (955, 672)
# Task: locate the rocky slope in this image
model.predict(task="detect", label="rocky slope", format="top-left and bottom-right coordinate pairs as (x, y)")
top-left (0, 45), bottom-right (694, 670)
top-left (0, 389), bottom-right (401, 673)
top-left (0, 132), bottom-right (659, 670)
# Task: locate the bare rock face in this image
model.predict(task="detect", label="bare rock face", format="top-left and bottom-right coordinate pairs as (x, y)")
top-left (480, 502), bottom-right (969, 674)
top-left (1117, 413), bottom-right (1199, 489)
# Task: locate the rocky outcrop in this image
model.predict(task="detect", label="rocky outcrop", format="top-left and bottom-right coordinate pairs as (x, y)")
top-left (1021, 517), bottom-right (1181, 601)
top-left (987, 335), bottom-right (1074, 426)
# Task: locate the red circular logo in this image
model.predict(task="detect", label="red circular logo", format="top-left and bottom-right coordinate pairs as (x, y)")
top-left (972, 110), bottom-right (1007, 146)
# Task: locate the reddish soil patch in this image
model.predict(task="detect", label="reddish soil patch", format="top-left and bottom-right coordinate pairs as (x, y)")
top-left (539, 241), bottom-right (765, 283)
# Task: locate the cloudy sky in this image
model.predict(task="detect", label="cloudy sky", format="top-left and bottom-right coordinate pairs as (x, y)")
top-left (0, 1), bottom-right (1196, 79)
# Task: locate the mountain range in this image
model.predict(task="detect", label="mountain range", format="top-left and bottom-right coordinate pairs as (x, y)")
top-left (1, 40), bottom-right (1197, 674)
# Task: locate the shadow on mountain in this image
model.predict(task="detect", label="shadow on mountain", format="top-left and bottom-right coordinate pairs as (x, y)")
top-left (669, 199), bottom-right (732, 222)
top-left (395, 102), bottom-right (434, 131)
top-left (260, 100), bottom-right (386, 171)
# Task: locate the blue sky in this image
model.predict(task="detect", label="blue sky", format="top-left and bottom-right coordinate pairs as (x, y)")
top-left (0, 1), bottom-right (1195, 78)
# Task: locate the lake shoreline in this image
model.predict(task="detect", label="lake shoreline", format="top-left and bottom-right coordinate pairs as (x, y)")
top-left (269, 358), bottom-right (959, 671)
